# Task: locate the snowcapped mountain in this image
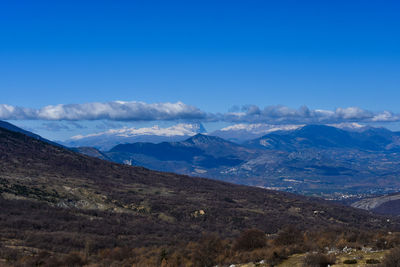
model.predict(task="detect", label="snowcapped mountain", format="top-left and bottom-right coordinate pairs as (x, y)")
top-left (63, 123), bottom-right (207, 150)
top-left (211, 123), bottom-right (304, 143)
top-left (327, 122), bottom-right (367, 131)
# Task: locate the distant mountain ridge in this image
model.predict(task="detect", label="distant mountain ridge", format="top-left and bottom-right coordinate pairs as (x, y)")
top-left (107, 134), bottom-right (248, 171)
top-left (211, 123), bottom-right (304, 143)
top-left (246, 124), bottom-right (400, 151)
top-left (63, 123), bottom-right (207, 150)
top-left (98, 124), bottom-right (400, 197)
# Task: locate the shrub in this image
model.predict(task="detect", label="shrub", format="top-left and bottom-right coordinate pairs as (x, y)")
top-left (382, 247), bottom-right (400, 267)
top-left (233, 228), bottom-right (267, 251)
top-left (98, 247), bottom-right (132, 261)
top-left (274, 226), bottom-right (303, 246)
top-left (335, 237), bottom-right (350, 249)
top-left (376, 237), bottom-right (390, 250)
top-left (302, 253), bottom-right (336, 267)
top-left (343, 259), bottom-right (357, 264)
top-left (266, 248), bottom-right (289, 266)
top-left (61, 252), bottom-right (86, 267)
top-left (192, 234), bottom-right (224, 267)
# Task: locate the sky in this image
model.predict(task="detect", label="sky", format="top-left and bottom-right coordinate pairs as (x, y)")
top-left (1, 0), bottom-right (400, 140)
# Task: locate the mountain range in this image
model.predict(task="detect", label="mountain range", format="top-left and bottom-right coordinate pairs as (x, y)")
top-left (62, 122), bottom-right (371, 150)
top-left (2, 121), bottom-right (396, 261)
top-left (3, 119), bottom-right (400, 201)
top-left (246, 124), bottom-right (400, 151)
top-left (75, 124), bottom-right (400, 199)
top-left (210, 123), bottom-right (304, 143)
top-left (63, 123), bottom-right (207, 150)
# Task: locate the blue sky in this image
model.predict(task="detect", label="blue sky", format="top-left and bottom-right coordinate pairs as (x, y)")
top-left (1, 1), bottom-right (400, 140)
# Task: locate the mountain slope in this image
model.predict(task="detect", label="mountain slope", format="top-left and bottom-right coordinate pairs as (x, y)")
top-left (246, 124), bottom-right (400, 151)
top-left (70, 146), bottom-right (112, 161)
top-left (352, 193), bottom-right (400, 215)
top-left (0, 124), bottom-right (397, 256)
top-left (0, 120), bottom-right (61, 147)
top-left (106, 134), bottom-right (252, 173)
top-left (211, 123), bottom-right (303, 143)
top-left (181, 134), bottom-right (253, 157)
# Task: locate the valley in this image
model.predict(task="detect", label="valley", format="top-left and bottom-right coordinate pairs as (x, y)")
top-left (72, 125), bottom-right (400, 202)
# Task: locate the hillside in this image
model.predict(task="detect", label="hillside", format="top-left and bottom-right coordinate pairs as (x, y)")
top-left (1, 125), bottom-right (398, 262)
top-left (70, 146), bottom-right (112, 161)
top-left (0, 120), bottom-right (61, 147)
top-left (352, 193), bottom-right (400, 215)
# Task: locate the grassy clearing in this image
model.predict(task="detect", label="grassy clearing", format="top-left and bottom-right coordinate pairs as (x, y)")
top-left (277, 250), bottom-right (386, 267)
top-left (233, 250), bottom-right (387, 267)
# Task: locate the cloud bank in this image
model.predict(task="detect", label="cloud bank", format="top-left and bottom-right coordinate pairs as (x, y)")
top-left (1, 101), bottom-right (399, 124)
top-left (222, 105), bottom-right (400, 124)
top-left (0, 101), bottom-right (206, 121)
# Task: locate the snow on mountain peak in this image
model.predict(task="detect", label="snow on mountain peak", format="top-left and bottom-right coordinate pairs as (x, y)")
top-left (328, 122), bottom-right (366, 131)
top-left (70, 123), bottom-right (205, 141)
top-left (219, 123), bottom-right (304, 134)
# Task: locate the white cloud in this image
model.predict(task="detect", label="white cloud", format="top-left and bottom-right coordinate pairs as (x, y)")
top-left (0, 101), bottom-right (206, 121)
top-left (371, 111), bottom-right (399, 122)
top-left (222, 105), bottom-right (400, 124)
top-left (1, 101), bottom-right (399, 125)
top-left (334, 107), bottom-right (372, 120)
top-left (219, 123), bottom-right (303, 134)
top-left (0, 104), bottom-right (36, 120)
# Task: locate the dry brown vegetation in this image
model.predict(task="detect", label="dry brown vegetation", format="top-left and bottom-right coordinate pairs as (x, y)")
top-left (1, 127), bottom-right (400, 266)
top-left (2, 226), bottom-right (400, 266)
top-left (302, 253), bottom-right (336, 267)
top-left (382, 247), bottom-right (400, 267)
